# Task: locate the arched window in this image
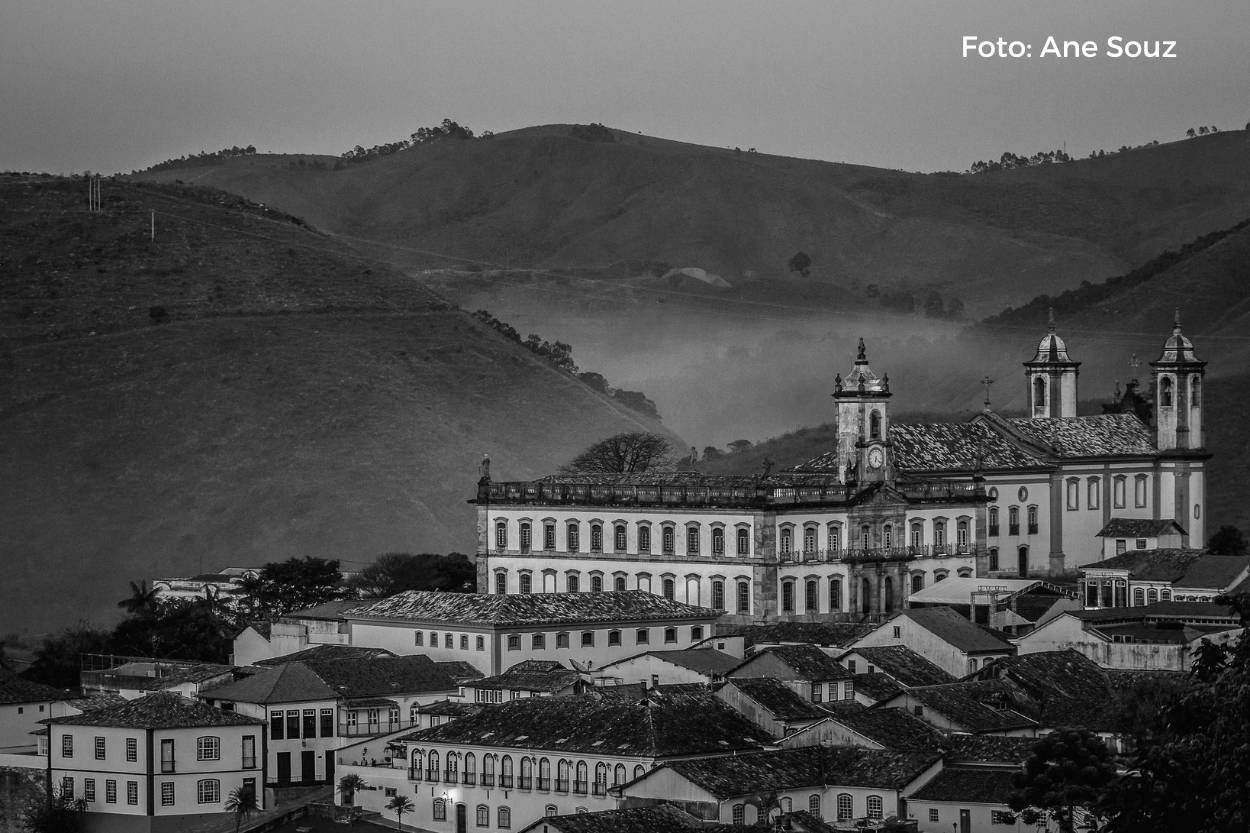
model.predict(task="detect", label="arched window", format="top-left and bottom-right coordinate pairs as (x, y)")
top-left (809, 794), bottom-right (822, 819)
top-left (781, 797), bottom-right (793, 813)
top-left (989, 547), bottom-right (999, 572)
top-left (538, 757), bottom-right (551, 790)
top-left (733, 805), bottom-right (746, 825)
top-left (498, 806), bottom-right (511, 829)
top-left (829, 523), bottom-right (842, 553)
top-left (637, 573), bottom-right (652, 594)
top-left (883, 524), bottom-right (893, 549)
top-left (566, 522), bottom-right (580, 552)
top-left (968, 658), bottom-right (978, 673)
top-left (197, 778), bottom-right (221, 804)
top-left (590, 523), bottom-right (603, 552)
top-left (662, 578), bottom-right (675, 600)
top-left (482, 754), bottom-right (496, 786)
top-left (517, 756), bottom-right (530, 789)
top-left (1147, 587), bottom-right (1159, 604)
top-left (781, 579), bottom-right (795, 613)
top-left (1033, 376), bottom-right (1046, 406)
top-left (613, 764), bottom-right (626, 785)
top-left (737, 580), bottom-right (751, 613)
top-left (607, 630), bottom-right (621, 646)
top-left (495, 520), bottom-right (508, 550)
top-left (780, 526), bottom-right (793, 554)
top-left (883, 576), bottom-right (894, 613)
top-left (543, 521), bottom-right (556, 551)
top-left (476, 805), bottom-right (489, 826)
top-left (1191, 376), bottom-right (1201, 406)
top-left (711, 579), bottom-right (725, 611)
top-left (803, 525), bottom-right (817, 553)
top-left (495, 571), bottom-right (507, 595)
top-left (712, 527), bottom-right (725, 554)
top-left (956, 519), bottom-right (969, 551)
top-left (566, 574), bottom-right (579, 593)
top-left (519, 522), bottom-right (532, 553)
top-left (1113, 475), bottom-right (1127, 508)
top-left (829, 577), bottom-right (842, 610)
top-left (933, 520), bottom-right (946, 547)
top-left (446, 751), bottom-right (460, 782)
top-left (638, 525), bottom-right (651, 553)
top-left (836, 794), bottom-right (854, 821)
top-left (1008, 506), bottom-right (1020, 535)
top-left (533, 633), bottom-right (547, 650)
top-left (866, 795), bottom-right (884, 820)
top-left (590, 575), bottom-right (603, 593)
top-left (989, 507), bottom-right (999, 536)
top-left (805, 579), bottom-right (818, 612)
top-left (464, 752), bottom-right (476, 784)
top-left (1133, 587), bottom-right (1145, 606)
top-left (685, 576), bottom-right (700, 606)
top-left (433, 798), bottom-right (446, 821)
top-left (427, 750), bottom-right (439, 780)
top-left (737, 527), bottom-right (750, 555)
top-left (614, 575), bottom-right (626, 592)
top-left (1088, 477), bottom-right (1101, 509)
top-left (614, 523), bottom-right (627, 552)
top-left (860, 524), bottom-right (871, 550)
top-left (870, 410), bottom-right (882, 439)
top-left (633, 765), bottom-right (645, 780)
top-left (1161, 376), bottom-right (1174, 407)
top-left (1161, 588), bottom-right (1172, 601)
top-left (911, 573), bottom-right (923, 594)
top-left (663, 627), bottom-right (677, 644)
top-left (594, 763), bottom-right (608, 795)
top-left (662, 526), bottom-right (675, 554)
top-left (1067, 478), bottom-right (1080, 511)
top-left (910, 522), bottom-right (923, 550)
top-left (686, 525), bottom-right (700, 555)
top-left (519, 573), bottom-right (532, 594)
top-left (545, 805), bottom-right (557, 818)
top-left (934, 571), bottom-right (948, 583)
top-left (575, 761), bottom-right (588, 793)
top-left (1135, 474), bottom-right (1149, 508)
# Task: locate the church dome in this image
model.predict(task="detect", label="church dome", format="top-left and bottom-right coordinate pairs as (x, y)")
top-left (834, 338), bottom-right (890, 396)
top-left (1029, 310), bottom-right (1073, 363)
top-left (1156, 311), bottom-right (1200, 364)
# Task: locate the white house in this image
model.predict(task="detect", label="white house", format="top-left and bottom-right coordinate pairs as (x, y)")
top-left (1094, 518), bottom-right (1187, 559)
top-left (595, 649), bottom-right (738, 688)
top-left (714, 677), bottom-right (829, 739)
top-left (44, 691), bottom-right (265, 833)
top-left (332, 689), bottom-right (776, 832)
top-left (777, 705), bottom-right (943, 752)
top-left (851, 607), bottom-right (1016, 678)
top-left (458, 660), bottom-right (586, 703)
top-left (728, 644), bottom-right (856, 705)
top-left (231, 600), bottom-right (359, 667)
top-left (1079, 550), bottom-right (1250, 608)
top-left (342, 590), bottom-right (721, 676)
top-left (79, 656), bottom-right (236, 701)
top-left (0, 669), bottom-right (72, 752)
top-left (907, 767), bottom-right (1062, 833)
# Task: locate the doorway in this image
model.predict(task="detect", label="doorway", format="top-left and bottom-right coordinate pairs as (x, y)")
top-left (1017, 546), bottom-right (1028, 577)
top-left (276, 752), bottom-right (291, 785)
top-left (301, 750), bottom-right (316, 784)
top-left (456, 803), bottom-right (467, 833)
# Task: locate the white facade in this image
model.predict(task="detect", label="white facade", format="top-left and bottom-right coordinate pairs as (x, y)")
top-left (1014, 611), bottom-right (1241, 672)
top-left (852, 613), bottom-right (1014, 679)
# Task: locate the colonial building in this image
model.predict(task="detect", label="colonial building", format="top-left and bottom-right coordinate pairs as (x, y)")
top-left (474, 316), bottom-right (1208, 618)
top-left (1079, 549), bottom-right (1250, 608)
top-left (851, 607), bottom-right (1016, 678)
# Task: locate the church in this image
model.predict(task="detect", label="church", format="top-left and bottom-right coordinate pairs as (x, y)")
top-left (472, 315), bottom-right (1208, 622)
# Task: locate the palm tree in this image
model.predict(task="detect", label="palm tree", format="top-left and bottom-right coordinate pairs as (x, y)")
top-left (338, 773), bottom-right (366, 806)
top-left (224, 784), bottom-right (260, 833)
top-left (118, 579), bottom-right (159, 617)
top-left (386, 794), bottom-right (415, 830)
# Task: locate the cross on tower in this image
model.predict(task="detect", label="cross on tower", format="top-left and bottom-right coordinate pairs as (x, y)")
top-left (980, 375), bottom-right (994, 409)
top-left (1128, 353), bottom-right (1141, 378)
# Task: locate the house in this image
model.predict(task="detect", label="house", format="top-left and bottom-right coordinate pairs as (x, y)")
top-left (44, 691), bottom-right (265, 833)
top-left (904, 576), bottom-right (1080, 636)
top-left (252, 644), bottom-right (395, 666)
top-left (836, 645), bottom-right (955, 688)
top-left (333, 689), bottom-right (776, 832)
top-left (517, 804), bottom-right (705, 833)
top-left (845, 673), bottom-right (904, 706)
top-left (410, 699), bottom-right (486, 730)
top-left (596, 649), bottom-right (739, 688)
top-left (0, 669), bottom-right (72, 752)
top-left (619, 746), bottom-right (942, 827)
top-left (778, 705), bottom-right (943, 752)
top-left (907, 767), bottom-right (1060, 833)
top-left (728, 644), bottom-right (855, 704)
top-left (79, 656), bottom-right (236, 701)
top-left (1014, 602), bottom-right (1242, 671)
top-left (713, 622), bottom-right (874, 652)
top-left (342, 590), bottom-right (721, 676)
top-left (1080, 549), bottom-right (1250, 608)
top-left (876, 682), bottom-right (1038, 737)
top-left (231, 599), bottom-right (358, 667)
top-left (1094, 519), bottom-right (1186, 559)
top-left (459, 660), bottom-right (586, 703)
top-left (200, 654), bottom-right (462, 787)
top-left (851, 607), bottom-right (1016, 677)
top-left (714, 678), bottom-right (829, 738)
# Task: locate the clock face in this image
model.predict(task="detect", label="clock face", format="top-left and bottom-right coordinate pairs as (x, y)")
top-left (868, 446), bottom-right (885, 469)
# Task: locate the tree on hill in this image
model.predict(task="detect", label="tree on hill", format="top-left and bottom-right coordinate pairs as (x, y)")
top-left (1206, 525), bottom-right (1248, 555)
top-left (117, 579), bottom-right (159, 617)
top-left (23, 624), bottom-right (113, 689)
top-left (240, 556), bottom-right (345, 617)
top-left (1008, 730), bottom-right (1115, 833)
top-left (349, 553), bottom-right (475, 597)
top-left (788, 251), bottom-right (812, 276)
top-left (563, 432), bottom-right (673, 474)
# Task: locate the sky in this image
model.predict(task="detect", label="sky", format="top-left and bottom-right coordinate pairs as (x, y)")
top-left (1, 0), bottom-right (1247, 174)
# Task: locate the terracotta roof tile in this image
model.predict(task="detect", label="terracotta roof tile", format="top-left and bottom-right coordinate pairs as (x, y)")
top-left (900, 607), bottom-right (1015, 654)
top-left (722, 678), bottom-right (829, 722)
top-left (886, 421), bottom-right (1048, 472)
top-left (0, 669), bottom-right (71, 705)
top-left (908, 766), bottom-right (1018, 803)
top-left (518, 805), bottom-right (704, 833)
top-left (897, 682), bottom-right (1036, 733)
top-left (1096, 518), bottom-right (1186, 538)
top-left (741, 644), bottom-right (854, 682)
top-left (1006, 414), bottom-right (1157, 458)
top-left (844, 646), bottom-right (956, 687)
top-left (820, 707), bottom-right (944, 751)
top-left (345, 590), bottom-right (717, 626)
top-left (46, 691), bottom-right (262, 729)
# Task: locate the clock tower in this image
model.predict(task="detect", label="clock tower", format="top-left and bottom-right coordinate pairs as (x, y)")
top-left (833, 338), bottom-right (893, 485)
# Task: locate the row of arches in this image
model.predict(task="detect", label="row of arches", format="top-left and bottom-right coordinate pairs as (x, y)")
top-left (729, 793), bottom-right (885, 824)
top-left (496, 569), bottom-right (755, 613)
top-left (494, 518), bottom-right (753, 557)
top-left (410, 749), bottom-right (646, 795)
top-left (778, 517), bottom-right (973, 557)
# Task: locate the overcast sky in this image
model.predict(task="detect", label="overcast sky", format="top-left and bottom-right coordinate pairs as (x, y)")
top-left (2, 0), bottom-right (1247, 174)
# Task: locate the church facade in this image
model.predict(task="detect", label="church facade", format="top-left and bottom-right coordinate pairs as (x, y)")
top-left (473, 316), bottom-right (1208, 622)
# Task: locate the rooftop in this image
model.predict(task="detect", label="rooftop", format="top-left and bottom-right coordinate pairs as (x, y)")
top-left (254, 644), bottom-right (396, 666)
top-left (1004, 413), bottom-right (1158, 458)
top-left (468, 660), bottom-right (584, 693)
top-left (908, 766), bottom-right (1018, 804)
top-left (907, 576), bottom-right (1074, 608)
top-left (938, 734), bottom-right (1039, 765)
top-left (1096, 518), bottom-right (1187, 539)
top-left (281, 599), bottom-right (359, 621)
top-left (718, 621), bottom-right (874, 650)
top-left (0, 669), bottom-right (70, 705)
top-left (46, 691), bottom-right (262, 730)
top-left (402, 690), bottom-right (775, 757)
top-left (721, 677), bottom-right (829, 722)
top-left (970, 650), bottom-right (1119, 732)
top-left (897, 607), bottom-right (1015, 654)
top-left (879, 420), bottom-right (1049, 473)
top-left (344, 590), bottom-right (717, 626)
top-left (848, 673), bottom-right (903, 703)
top-left (659, 746), bottom-right (942, 798)
top-left (893, 682), bottom-right (1036, 733)
top-left (205, 655), bottom-right (461, 704)
top-left (517, 805), bottom-right (703, 833)
top-left (841, 646), bottom-right (956, 688)
top-left (737, 644), bottom-right (854, 682)
top-left (819, 707), bottom-right (944, 751)
top-left (603, 649), bottom-right (739, 678)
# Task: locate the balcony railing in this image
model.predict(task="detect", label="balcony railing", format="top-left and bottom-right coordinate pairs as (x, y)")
top-left (555, 778), bottom-right (569, 793)
top-left (160, 761), bottom-right (175, 774)
top-left (593, 783), bottom-right (607, 797)
top-left (537, 777), bottom-right (551, 791)
top-left (500, 775), bottom-right (513, 789)
top-left (463, 773), bottom-right (477, 786)
top-left (573, 780), bottom-right (588, 794)
top-left (444, 770), bottom-right (458, 784)
top-left (480, 774), bottom-right (494, 787)
top-left (517, 776), bottom-right (531, 790)
top-left (338, 719), bottom-right (418, 738)
top-left (408, 767), bottom-right (423, 782)
top-left (778, 544), bottom-right (978, 564)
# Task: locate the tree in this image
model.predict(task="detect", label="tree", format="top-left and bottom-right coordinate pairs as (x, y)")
top-left (1008, 730), bottom-right (1115, 833)
top-left (22, 624), bottom-right (112, 689)
top-left (350, 553), bottom-right (475, 597)
top-left (1186, 127), bottom-right (1197, 138)
top-left (728, 439), bottom-right (753, 454)
top-left (386, 793), bottom-right (415, 830)
top-left (562, 433), bottom-right (674, 474)
top-left (240, 557), bottom-right (344, 617)
top-left (224, 784), bottom-right (260, 833)
top-left (787, 251), bottom-right (812, 276)
top-left (1206, 524), bottom-right (1248, 555)
top-left (117, 580), bottom-right (159, 617)
top-left (21, 787), bottom-right (86, 833)
top-left (338, 773), bottom-right (366, 806)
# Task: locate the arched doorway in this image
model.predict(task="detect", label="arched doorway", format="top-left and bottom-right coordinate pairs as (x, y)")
top-left (860, 578), bottom-right (873, 615)
top-left (1017, 546), bottom-right (1028, 577)
top-left (883, 577), bottom-right (894, 614)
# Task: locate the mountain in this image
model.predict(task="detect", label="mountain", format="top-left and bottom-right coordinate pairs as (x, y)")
top-left (0, 176), bottom-right (674, 635)
top-left (130, 126), bottom-right (1250, 317)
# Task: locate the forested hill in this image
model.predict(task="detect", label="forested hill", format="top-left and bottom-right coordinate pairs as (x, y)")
top-left (130, 125), bottom-right (1250, 316)
top-left (0, 176), bottom-right (675, 635)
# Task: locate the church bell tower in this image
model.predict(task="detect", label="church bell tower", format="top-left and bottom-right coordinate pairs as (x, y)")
top-left (1151, 310), bottom-right (1206, 450)
top-left (1023, 309), bottom-right (1080, 418)
top-left (833, 338), bottom-right (893, 485)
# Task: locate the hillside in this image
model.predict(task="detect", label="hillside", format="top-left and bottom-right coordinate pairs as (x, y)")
top-left (130, 126), bottom-right (1250, 317)
top-left (0, 177), bottom-right (674, 635)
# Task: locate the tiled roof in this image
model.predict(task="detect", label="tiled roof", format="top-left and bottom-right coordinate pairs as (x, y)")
top-left (0, 669), bottom-right (70, 705)
top-left (971, 650), bottom-right (1116, 731)
top-left (305, 656), bottom-right (460, 698)
top-left (741, 644), bottom-right (854, 682)
top-left (722, 678), bottom-right (829, 722)
top-left (417, 699), bottom-right (486, 718)
top-left (908, 767), bottom-right (1018, 804)
top-left (46, 691), bottom-right (262, 729)
top-left (345, 590), bottom-right (717, 626)
top-left (603, 649), bottom-right (739, 678)
top-left (517, 804), bottom-right (704, 833)
top-left (469, 660), bottom-right (583, 693)
top-left (402, 690), bottom-right (775, 757)
top-left (282, 600), bottom-right (359, 621)
top-left (720, 622), bottom-right (874, 649)
top-left (1083, 548), bottom-right (1201, 580)
top-left (885, 421), bottom-right (1048, 472)
top-left (661, 746), bottom-right (942, 798)
top-left (255, 645), bottom-right (396, 666)
top-left (1174, 555), bottom-right (1250, 589)
top-left (203, 662), bottom-right (337, 704)
top-left (900, 607), bottom-right (1015, 654)
top-left (1069, 601), bottom-right (1237, 623)
top-left (843, 646), bottom-right (956, 687)
top-left (1005, 414), bottom-right (1157, 458)
top-left (435, 660), bottom-right (485, 681)
top-left (821, 707), bottom-right (944, 751)
top-left (939, 734), bottom-right (1038, 765)
top-left (1096, 518), bottom-right (1186, 538)
top-left (848, 673), bottom-right (902, 702)
top-left (898, 682), bottom-right (1036, 733)
top-left (65, 693), bottom-right (127, 713)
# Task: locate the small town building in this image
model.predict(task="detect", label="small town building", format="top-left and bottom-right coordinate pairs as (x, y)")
top-left (44, 691), bottom-right (265, 833)
top-left (333, 689), bottom-right (776, 832)
top-left (904, 576), bottom-right (1079, 636)
top-left (1094, 518), bottom-right (1186, 559)
top-left (836, 645), bottom-right (955, 688)
top-left (79, 655), bottom-right (236, 701)
top-left (232, 599), bottom-right (359, 667)
top-left (714, 678), bottom-right (829, 738)
top-left (619, 746), bottom-right (942, 827)
top-left (0, 669), bottom-right (71, 752)
top-left (728, 644), bottom-right (856, 705)
top-left (777, 704), bottom-right (943, 752)
top-left (517, 803), bottom-right (705, 833)
top-left (851, 607), bottom-right (1016, 678)
top-left (1079, 549), bottom-right (1250, 608)
top-left (459, 660), bottom-right (587, 703)
top-left (342, 590), bottom-right (721, 676)
top-left (596, 649), bottom-right (739, 688)
top-left (907, 767), bottom-right (1060, 833)
top-left (876, 683), bottom-right (1038, 737)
